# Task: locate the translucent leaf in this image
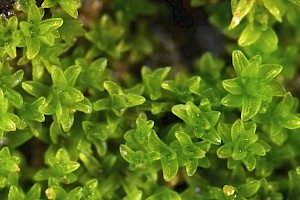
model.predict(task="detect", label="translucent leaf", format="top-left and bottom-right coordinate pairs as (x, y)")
top-left (26, 184), bottom-right (41, 199)
top-left (4, 88), bottom-right (23, 109)
top-left (82, 121), bottom-right (107, 141)
top-left (38, 18), bottom-right (64, 35)
top-left (5, 70), bottom-right (24, 88)
top-left (59, 0), bottom-right (80, 19)
top-left (72, 97), bottom-right (92, 114)
top-left (51, 66), bottom-right (67, 91)
top-left (242, 97), bottom-right (261, 121)
top-left (251, 143), bottom-right (266, 156)
top-left (221, 93), bottom-right (243, 107)
top-left (0, 114), bottom-right (17, 131)
top-left (238, 25), bottom-right (261, 46)
top-left (8, 185), bottom-right (24, 200)
top-left (186, 159), bottom-right (198, 176)
top-left (62, 88), bottom-right (84, 102)
top-left (7, 16), bottom-right (18, 31)
top-left (278, 114), bottom-right (300, 129)
top-left (41, 0), bottom-right (57, 8)
top-left (229, 0), bottom-right (255, 29)
top-left (217, 143), bottom-right (233, 159)
top-left (232, 141), bottom-right (247, 160)
top-left (242, 153), bottom-right (256, 171)
top-left (268, 80), bottom-right (285, 96)
top-left (242, 55), bottom-right (261, 77)
top-left (79, 151), bottom-right (102, 174)
top-left (222, 78), bottom-right (242, 94)
top-left (161, 157), bottom-right (178, 182)
top-left (28, 5), bottom-right (43, 23)
top-left (262, 0), bottom-right (285, 22)
top-left (231, 119), bottom-right (244, 141)
top-left (4, 43), bottom-right (17, 59)
top-left (19, 22), bottom-right (32, 37)
top-left (258, 64), bottom-right (282, 82)
top-left (50, 121), bottom-right (63, 144)
top-left (120, 145), bottom-right (134, 163)
top-left (64, 65), bottom-right (81, 87)
top-left (258, 28), bottom-right (278, 52)
top-left (26, 38), bottom-right (41, 59)
top-left (239, 180), bottom-right (261, 197)
top-left (142, 67), bottom-right (171, 100)
top-left (232, 50), bottom-right (249, 77)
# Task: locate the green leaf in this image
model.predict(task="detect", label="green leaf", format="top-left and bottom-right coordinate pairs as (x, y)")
top-left (22, 81), bottom-right (49, 97)
top-left (142, 67), bottom-right (171, 100)
top-left (217, 143), bottom-right (233, 158)
top-left (5, 70), bottom-right (24, 88)
top-left (242, 97), bottom-right (261, 121)
top-left (38, 18), bottom-right (64, 35)
top-left (242, 153), bottom-right (256, 171)
top-left (51, 66), bottom-right (68, 91)
top-left (19, 22), bottom-right (32, 37)
top-left (261, 0), bottom-right (285, 22)
top-left (222, 78), bottom-right (242, 94)
top-left (221, 93), bottom-right (243, 107)
top-left (232, 50), bottom-right (249, 76)
top-left (229, 0), bottom-right (256, 29)
top-left (231, 119), bottom-right (244, 141)
top-left (146, 188), bottom-right (181, 200)
top-left (258, 64), bottom-right (282, 82)
top-left (28, 5), bottom-right (43, 23)
top-left (59, 0), bottom-right (81, 19)
top-left (4, 87), bottom-right (23, 109)
top-left (161, 157), bottom-right (178, 182)
top-left (64, 65), bottom-right (81, 87)
top-left (239, 180), bottom-right (261, 198)
top-left (26, 38), bottom-right (41, 59)
top-left (8, 186), bottom-right (24, 200)
top-left (238, 25), bottom-right (261, 46)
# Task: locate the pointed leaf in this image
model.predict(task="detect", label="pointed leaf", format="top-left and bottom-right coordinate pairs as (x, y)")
top-left (64, 65), bottom-right (81, 87)
top-left (238, 25), bottom-right (261, 46)
top-left (258, 64), bottom-right (282, 82)
top-left (217, 143), bottom-right (233, 159)
top-left (51, 66), bottom-right (67, 90)
top-left (222, 78), bottom-right (242, 94)
top-left (232, 50), bottom-right (249, 76)
top-left (242, 97), bottom-right (261, 121)
top-left (26, 38), bottom-right (41, 59)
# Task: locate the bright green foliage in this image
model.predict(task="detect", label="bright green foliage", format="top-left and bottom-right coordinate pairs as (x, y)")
top-left (94, 81), bottom-right (145, 116)
top-left (22, 65), bottom-right (92, 132)
top-left (217, 120), bottom-right (269, 171)
top-left (222, 50), bottom-right (285, 121)
top-left (1, 0), bottom-right (300, 199)
top-left (8, 184), bottom-right (41, 200)
top-left (42, 0), bottom-right (81, 19)
top-left (0, 60), bottom-right (23, 108)
top-left (0, 16), bottom-right (22, 58)
top-left (76, 58), bottom-right (110, 91)
top-left (0, 89), bottom-right (19, 138)
top-left (172, 101), bottom-right (221, 144)
top-left (142, 67), bottom-right (171, 100)
top-left (254, 92), bottom-right (300, 145)
top-left (0, 147), bottom-right (20, 188)
top-left (34, 148), bottom-right (80, 186)
top-left (162, 75), bottom-right (201, 102)
top-left (121, 113), bottom-right (177, 181)
top-left (19, 5), bottom-right (63, 59)
top-left (85, 15), bottom-right (128, 59)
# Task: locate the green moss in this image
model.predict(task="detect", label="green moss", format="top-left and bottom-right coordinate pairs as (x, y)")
top-left (1, 0), bottom-right (300, 199)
